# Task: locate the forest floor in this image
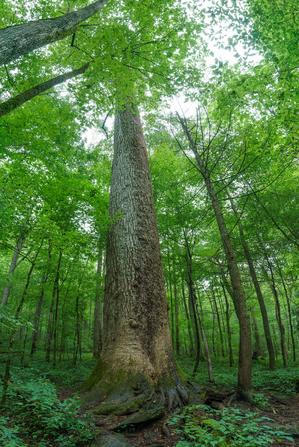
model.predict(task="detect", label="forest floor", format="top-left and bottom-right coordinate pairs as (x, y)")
top-left (0, 356), bottom-right (298, 446)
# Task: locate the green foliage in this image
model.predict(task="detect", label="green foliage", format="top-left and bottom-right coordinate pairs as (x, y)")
top-left (0, 307), bottom-right (33, 332)
top-left (253, 367), bottom-right (299, 395)
top-left (0, 417), bottom-right (26, 447)
top-left (251, 392), bottom-right (270, 410)
top-left (170, 404), bottom-right (293, 447)
top-left (181, 359), bottom-right (299, 396)
top-left (1, 372), bottom-right (95, 446)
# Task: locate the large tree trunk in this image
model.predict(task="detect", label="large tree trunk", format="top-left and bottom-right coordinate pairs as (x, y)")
top-left (0, 63), bottom-right (89, 117)
top-left (83, 103), bottom-right (187, 411)
top-left (0, 0), bottom-right (107, 66)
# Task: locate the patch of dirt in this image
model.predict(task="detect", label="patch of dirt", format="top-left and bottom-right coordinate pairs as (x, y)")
top-left (93, 411), bottom-right (179, 446)
top-left (57, 386), bottom-right (74, 400)
top-left (75, 385), bottom-right (299, 446)
top-left (263, 394), bottom-right (299, 446)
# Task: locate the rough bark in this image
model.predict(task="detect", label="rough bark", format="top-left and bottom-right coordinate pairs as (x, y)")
top-left (0, 0), bottom-right (107, 66)
top-left (83, 103), bottom-right (187, 412)
top-left (0, 63), bottom-right (89, 117)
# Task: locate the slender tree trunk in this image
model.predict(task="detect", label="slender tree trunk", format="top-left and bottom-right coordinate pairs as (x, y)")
top-left (14, 243), bottom-right (42, 320)
top-left (218, 289), bottom-right (228, 355)
top-left (45, 251), bottom-right (62, 362)
top-left (178, 116), bottom-right (252, 398)
top-left (211, 285), bottom-right (225, 358)
top-left (263, 261), bottom-right (288, 367)
top-left (52, 251), bottom-right (62, 367)
top-left (205, 176), bottom-right (251, 397)
top-left (231, 202), bottom-right (275, 369)
top-left (31, 244), bottom-right (52, 355)
top-left (0, 0), bottom-right (107, 66)
top-left (30, 277), bottom-right (47, 356)
top-left (277, 263), bottom-right (296, 362)
top-left (0, 63), bottom-right (89, 117)
top-left (166, 248), bottom-right (175, 347)
top-left (196, 297), bottom-right (213, 382)
top-left (251, 312), bottom-right (262, 357)
top-left (173, 273), bottom-right (180, 356)
top-left (93, 246), bottom-right (103, 358)
top-left (1, 243), bottom-right (41, 404)
top-left (1, 231), bottom-right (26, 306)
top-left (222, 281), bottom-right (234, 367)
top-left (84, 103), bottom-right (187, 409)
top-left (21, 326), bottom-right (28, 365)
top-left (181, 278), bottom-right (194, 355)
top-left (208, 293), bottom-right (217, 358)
top-left (59, 291), bottom-right (69, 362)
top-left (73, 292), bottom-right (81, 365)
top-left (184, 235), bottom-right (201, 376)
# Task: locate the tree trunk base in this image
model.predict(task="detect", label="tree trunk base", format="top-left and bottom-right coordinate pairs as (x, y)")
top-left (81, 361), bottom-right (188, 424)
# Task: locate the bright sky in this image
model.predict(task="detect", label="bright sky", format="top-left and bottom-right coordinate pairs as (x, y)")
top-left (82, 2), bottom-right (262, 147)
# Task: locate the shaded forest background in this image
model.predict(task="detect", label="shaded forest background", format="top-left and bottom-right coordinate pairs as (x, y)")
top-left (0, 0), bottom-right (298, 446)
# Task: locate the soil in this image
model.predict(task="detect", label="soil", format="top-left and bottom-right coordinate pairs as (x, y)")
top-left (58, 385), bottom-right (299, 446)
top-left (264, 394), bottom-right (299, 447)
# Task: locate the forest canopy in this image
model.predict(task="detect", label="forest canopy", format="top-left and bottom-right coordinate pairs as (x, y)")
top-left (0, 0), bottom-right (298, 446)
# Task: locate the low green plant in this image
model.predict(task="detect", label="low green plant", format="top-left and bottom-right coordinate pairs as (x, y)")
top-left (0, 417), bottom-right (26, 447)
top-left (1, 375), bottom-right (95, 446)
top-left (251, 392), bottom-right (270, 410)
top-left (169, 404), bottom-right (294, 447)
top-left (253, 367), bottom-right (299, 394)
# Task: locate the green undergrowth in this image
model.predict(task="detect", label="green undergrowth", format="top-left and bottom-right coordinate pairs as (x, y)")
top-left (0, 357), bottom-right (298, 446)
top-left (179, 357), bottom-right (299, 395)
top-left (0, 366), bottom-right (95, 447)
top-left (169, 404), bottom-right (294, 447)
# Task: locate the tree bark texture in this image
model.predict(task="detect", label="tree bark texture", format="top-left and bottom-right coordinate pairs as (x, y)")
top-left (0, 0), bottom-right (107, 66)
top-left (0, 63), bottom-right (89, 117)
top-left (84, 103), bottom-right (186, 409)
